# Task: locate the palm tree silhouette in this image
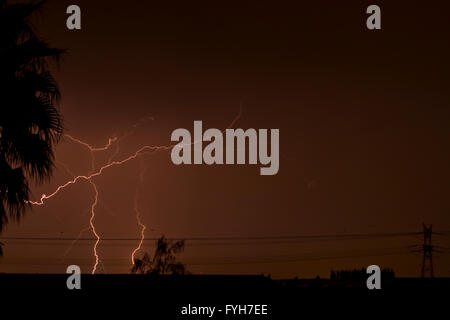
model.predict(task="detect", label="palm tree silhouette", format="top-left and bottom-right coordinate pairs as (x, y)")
top-left (0, 0), bottom-right (64, 237)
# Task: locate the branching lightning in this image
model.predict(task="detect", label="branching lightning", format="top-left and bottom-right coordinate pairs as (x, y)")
top-left (28, 107), bottom-right (242, 273)
top-left (29, 143), bottom-right (172, 206)
top-left (55, 119), bottom-right (154, 273)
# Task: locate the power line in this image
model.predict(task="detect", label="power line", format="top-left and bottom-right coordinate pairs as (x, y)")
top-left (0, 231), bottom-right (423, 242)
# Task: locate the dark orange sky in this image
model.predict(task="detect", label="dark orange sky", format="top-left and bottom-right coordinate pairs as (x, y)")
top-left (1, 0), bottom-right (450, 277)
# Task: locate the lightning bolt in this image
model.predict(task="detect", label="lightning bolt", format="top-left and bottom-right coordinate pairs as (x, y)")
top-left (30, 144), bottom-right (171, 206)
top-left (58, 135), bottom-right (112, 274)
top-left (64, 133), bottom-right (118, 274)
top-left (28, 107), bottom-right (242, 273)
top-left (88, 180), bottom-right (100, 274)
top-left (54, 118), bottom-right (154, 273)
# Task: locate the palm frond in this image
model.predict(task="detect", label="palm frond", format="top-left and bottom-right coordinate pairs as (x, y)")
top-left (0, 157), bottom-right (31, 231)
top-left (0, 0), bottom-right (63, 233)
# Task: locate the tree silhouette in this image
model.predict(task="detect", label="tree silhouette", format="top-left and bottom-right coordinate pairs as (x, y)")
top-left (0, 0), bottom-right (64, 238)
top-left (131, 236), bottom-right (187, 275)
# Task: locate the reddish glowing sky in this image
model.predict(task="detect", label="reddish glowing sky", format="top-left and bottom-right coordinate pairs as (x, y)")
top-left (1, 0), bottom-right (450, 277)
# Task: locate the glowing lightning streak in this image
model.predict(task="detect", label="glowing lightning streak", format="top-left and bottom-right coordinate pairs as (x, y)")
top-left (88, 180), bottom-right (100, 273)
top-left (131, 158), bottom-right (147, 265)
top-left (55, 118), bottom-right (154, 272)
top-left (30, 107), bottom-right (241, 206)
top-left (28, 107), bottom-right (242, 271)
top-left (60, 136), bottom-right (111, 274)
top-left (65, 135), bottom-right (118, 152)
top-left (30, 145), bottom-right (173, 206)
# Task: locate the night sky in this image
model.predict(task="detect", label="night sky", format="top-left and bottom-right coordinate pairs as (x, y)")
top-left (1, 0), bottom-right (450, 278)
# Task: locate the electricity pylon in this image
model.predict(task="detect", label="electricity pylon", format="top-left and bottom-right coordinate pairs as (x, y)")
top-left (421, 224), bottom-right (434, 278)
